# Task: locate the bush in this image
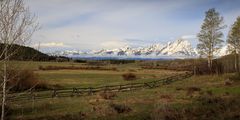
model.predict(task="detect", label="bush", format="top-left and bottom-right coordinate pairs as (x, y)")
top-left (122, 73), bottom-right (137, 81)
top-left (186, 86), bottom-right (201, 96)
top-left (160, 94), bottom-right (172, 99)
top-left (151, 104), bottom-right (184, 120)
top-left (99, 92), bottom-right (117, 100)
top-left (0, 105), bottom-right (12, 119)
top-left (73, 59), bottom-right (87, 63)
top-left (225, 79), bottom-right (233, 86)
top-left (228, 73), bottom-right (240, 81)
top-left (151, 95), bottom-right (240, 120)
top-left (5, 69), bottom-right (48, 92)
top-left (110, 103), bottom-right (132, 114)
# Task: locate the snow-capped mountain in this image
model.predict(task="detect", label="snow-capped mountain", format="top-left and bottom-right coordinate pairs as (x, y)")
top-left (48, 50), bottom-right (87, 56)
top-left (160, 39), bottom-right (196, 56)
top-left (48, 39), bottom-right (228, 58)
top-left (214, 45), bottom-right (229, 56)
top-left (90, 39), bottom-right (197, 57)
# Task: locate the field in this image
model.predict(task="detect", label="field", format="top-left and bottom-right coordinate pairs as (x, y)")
top-left (4, 61), bottom-right (240, 120)
top-left (7, 61), bottom-right (185, 88)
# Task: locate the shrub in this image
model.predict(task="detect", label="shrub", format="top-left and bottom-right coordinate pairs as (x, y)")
top-left (122, 73), bottom-right (137, 81)
top-left (175, 87), bottom-right (184, 91)
top-left (187, 86), bottom-right (201, 92)
top-left (5, 69), bottom-right (48, 92)
top-left (151, 104), bottom-right (184, 120)
top-left (186, 86), bottom-right (201, 96)
top-left (73, 59), bottom-right (87, 63)
top-left (151, 95), bottom-right (240, 120)
top-left (206, 90), bottom-right (213, 96)
top-left (225, 79), bottom-right (233, 86)
top-left (160, 94), bottom-right (172, 99)
top-left (99, 92), bottom-right (117, 100)
top-left (38, 65), bottom-right (44, 70)
top-left (110, 103), bottom-right (132, 114)
top-left (228, 73), bottom-right (240, 81)
top-left (0, 105), bottom-right (12, 119)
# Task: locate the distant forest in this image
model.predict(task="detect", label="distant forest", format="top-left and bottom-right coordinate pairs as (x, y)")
top-left (0, 44), bottom-right (69, 61)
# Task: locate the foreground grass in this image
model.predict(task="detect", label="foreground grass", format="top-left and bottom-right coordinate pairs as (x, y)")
top-left (8, 73), bottom-right (240, 120)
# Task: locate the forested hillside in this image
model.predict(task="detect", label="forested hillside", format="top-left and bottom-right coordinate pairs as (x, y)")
top-left (0, 44), bottom-right (68, 61)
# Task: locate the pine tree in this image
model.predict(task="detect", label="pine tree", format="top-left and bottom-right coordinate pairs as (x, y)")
top-left (197, 8), bottom-right (226, 72)
top-left (227, 17), bottom-right (240, 74)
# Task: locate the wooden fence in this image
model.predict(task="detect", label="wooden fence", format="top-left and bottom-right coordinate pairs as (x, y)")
top-left (7, 72), bottom-right (193, 102)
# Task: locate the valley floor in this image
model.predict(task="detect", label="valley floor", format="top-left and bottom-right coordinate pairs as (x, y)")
top-left (3, 61), bottom-right (240, 120)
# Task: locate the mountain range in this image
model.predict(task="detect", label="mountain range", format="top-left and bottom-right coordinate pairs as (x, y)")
top-left (48, 39), bottom-right (229, 59)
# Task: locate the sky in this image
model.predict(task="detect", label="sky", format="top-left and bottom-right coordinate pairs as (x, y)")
top-left (26, 0), bottom-right (240, 52)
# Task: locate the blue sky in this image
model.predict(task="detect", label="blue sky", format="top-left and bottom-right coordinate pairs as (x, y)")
top-left (27, 0), bottom-right (240, 51)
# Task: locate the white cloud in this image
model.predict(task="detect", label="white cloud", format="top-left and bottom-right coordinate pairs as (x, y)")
top-left (33, 42), bottom-right (70, 48)
top-left (100, 40), bottom-right (127, 49)
top-left (180, 35), bottom-right (197, 39)
top-left (29, 0), bottom-right (199, 50)
top-left (26, 0), bottom-right (240, 51)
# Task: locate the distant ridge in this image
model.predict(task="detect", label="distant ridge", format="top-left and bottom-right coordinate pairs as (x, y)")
top-left (0, 44), bottom-right (59, 61)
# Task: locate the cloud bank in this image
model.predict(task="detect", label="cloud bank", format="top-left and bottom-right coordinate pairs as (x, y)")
top-left (26, 0), bottom-right (240, 51)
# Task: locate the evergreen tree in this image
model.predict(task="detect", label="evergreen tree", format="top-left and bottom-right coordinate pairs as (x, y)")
top-left (227, 17), bottom-right (240, 74)
top-left (197, 8), bottom-right (226, 72)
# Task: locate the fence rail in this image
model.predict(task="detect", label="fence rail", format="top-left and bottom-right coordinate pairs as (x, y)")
top-left (7, 72), bottom-right (193, 102)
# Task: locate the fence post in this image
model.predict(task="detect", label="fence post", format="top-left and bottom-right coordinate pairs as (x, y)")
top-left (71, 88), bottom-right (76, 97)
top-left (141, 83), bottom-right (144, 89)
top-left (162, 79), bottom-right (166, 85)
top-left (76, 88), bottom-right (81, 96)
top-left (8, 73), bottom-right (193, 101)
top-left (30, 90), bottom-right (35, 113)
top-left (144, 83), bottom-right (147, 88)
top-left (52, 89), bottom-right (57, 98)
top-left (153, 81), bottom-right (157, 87)
top-left (118, 85), bottom-right (122, 92)
top-left (88, 87), bottom-right (93, 95)
top-left (144, 83), bottom-right (152, 88)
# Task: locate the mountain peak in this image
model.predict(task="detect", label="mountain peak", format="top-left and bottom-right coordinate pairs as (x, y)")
top-left (48, 39), bottom-right (228, 58)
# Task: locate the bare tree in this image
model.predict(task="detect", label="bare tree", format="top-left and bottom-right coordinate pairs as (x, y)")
top-left (227, 17), bottom-right (240, 74)
top-left (0, 0), bottom-right (38, 119)
top-left (197, 8), bottom-right (226, 72)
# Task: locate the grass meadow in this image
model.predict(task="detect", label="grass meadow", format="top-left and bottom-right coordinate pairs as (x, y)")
top-left (4, 61), bottom-right (240, 120)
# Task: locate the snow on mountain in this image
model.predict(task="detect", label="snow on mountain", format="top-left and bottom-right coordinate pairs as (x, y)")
top-left (48, 50), bottom-right (87, 56)
top-left (160, 39), bottom-right (196, 56)
top-left (48, 39), bottom-right (228, 58)
top-left (214, 45), bottom-right (229, 57)
top-left (92, 39), bottom-right (197, 57)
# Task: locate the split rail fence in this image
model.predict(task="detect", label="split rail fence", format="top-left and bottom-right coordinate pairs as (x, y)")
top-left (7, 72), bottom-right (193, 102)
